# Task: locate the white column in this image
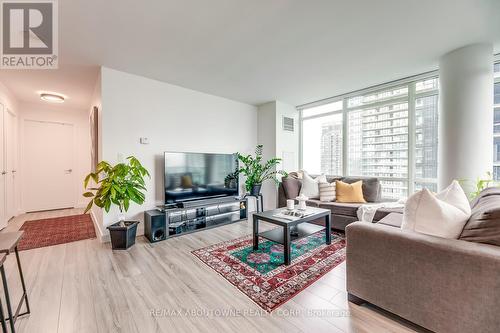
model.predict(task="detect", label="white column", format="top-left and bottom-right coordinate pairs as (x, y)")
top-left (256, 100), bottom-right (299, 210)
top-left (257, 102), bottom-right (277, 210)
top-left (438, 43), bottom-right (494, 192)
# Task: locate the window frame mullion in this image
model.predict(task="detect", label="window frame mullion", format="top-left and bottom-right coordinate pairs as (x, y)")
top-left (342, 98), bottom-right (348, 176)
top-left (408, 82), bottom-right (416, 195)
top-left (299, 109), bottom-right (303, 170)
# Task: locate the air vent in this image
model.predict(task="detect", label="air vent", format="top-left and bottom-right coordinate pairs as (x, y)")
top-left (282, 116), bottom-right (294, 132)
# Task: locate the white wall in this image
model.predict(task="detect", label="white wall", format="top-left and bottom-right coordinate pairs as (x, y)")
top-left (257, 102), bottom-right (278, 210)
top-left (99, 67), bottom-right (257, 238)
top-left (439, 43), bottom-right (494, 193)
top-left (257, 100), bottom-right (299, 210)
top-left (275, 101), bottom-right (299, 173)
top-left (18, 102), bottom-right (91, 212)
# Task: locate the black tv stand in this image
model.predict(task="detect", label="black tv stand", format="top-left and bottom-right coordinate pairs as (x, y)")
top-left (144, 196), bottom-right (248, 242)
top-left (177, 196), bottom-right (242, 208)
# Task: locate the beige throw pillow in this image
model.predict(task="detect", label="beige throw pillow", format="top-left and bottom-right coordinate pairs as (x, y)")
top-left (319, 182), bottom-right (336, 202)
top-left (401, 180), bottom-right (471, 239)
top-left (299, 171), bottom-right (326, 199)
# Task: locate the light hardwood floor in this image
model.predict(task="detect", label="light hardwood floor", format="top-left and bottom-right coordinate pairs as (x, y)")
top-left (0, 209), bottom-right (425, 333)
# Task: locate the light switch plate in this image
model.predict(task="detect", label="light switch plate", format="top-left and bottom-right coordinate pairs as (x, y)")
top-left (140, 137), bottom-right (149, 144)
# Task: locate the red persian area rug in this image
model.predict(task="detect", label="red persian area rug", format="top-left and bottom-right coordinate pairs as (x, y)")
top-left (18, 214), bottom-right (96, 251)
top-left (192, 230), bottom-right (345, 312)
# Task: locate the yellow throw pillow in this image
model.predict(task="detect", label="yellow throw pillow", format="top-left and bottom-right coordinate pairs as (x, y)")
top-left (335, 180), bottom-right (366, 203)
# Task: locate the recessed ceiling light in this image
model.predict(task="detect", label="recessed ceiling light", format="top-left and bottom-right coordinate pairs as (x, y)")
top-left (40, 93), bottom-right (65, 103)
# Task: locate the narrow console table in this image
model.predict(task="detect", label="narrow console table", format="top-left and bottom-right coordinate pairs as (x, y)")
top-left (252, 207), bottom-right (331, 265)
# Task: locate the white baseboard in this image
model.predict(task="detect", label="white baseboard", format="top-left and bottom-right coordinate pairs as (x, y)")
top-left (100, 233), bottom-right (110, 243)
top-left (90, 210), bottom-right (108, 243)
top-left (90, 211), bottom-right (145, 244)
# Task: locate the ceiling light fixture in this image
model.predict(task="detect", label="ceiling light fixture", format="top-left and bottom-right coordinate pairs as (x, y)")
top-left (40, 93), bottom-right (65, 103)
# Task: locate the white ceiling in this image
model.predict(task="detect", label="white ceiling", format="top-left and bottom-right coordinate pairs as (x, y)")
top-left (0, 65), bottom-right (99, 110)
top-left (1, 0), bottom-right (499, 109)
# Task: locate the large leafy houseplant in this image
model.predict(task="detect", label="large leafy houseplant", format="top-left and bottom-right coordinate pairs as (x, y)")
top-left (459, 171), bottom-right (500, 200)
top-left (236, 145), bottom-right (287, 195)
top-left (83, 156), bottom-right (150, 218)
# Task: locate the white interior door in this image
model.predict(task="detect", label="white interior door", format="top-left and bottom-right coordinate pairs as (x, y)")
top-left (5, 110), bottom-right (17, 220)
top-left (23, 120), bottom-right (75, 212)
top-left (0, 105), bottom-right (5, 229)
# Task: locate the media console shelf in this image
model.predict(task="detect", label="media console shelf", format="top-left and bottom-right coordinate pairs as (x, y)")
top-left (144, 197), bottom-right (248, 243)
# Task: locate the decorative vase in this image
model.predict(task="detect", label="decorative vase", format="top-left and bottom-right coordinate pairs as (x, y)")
top-left (296, 194), bottom-right (308, 210)
top-left (250, 184), bottom-right (262, 196)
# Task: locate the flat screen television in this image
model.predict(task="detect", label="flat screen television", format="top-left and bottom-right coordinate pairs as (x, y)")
top-left (164, 151), bottom-right (239, 204)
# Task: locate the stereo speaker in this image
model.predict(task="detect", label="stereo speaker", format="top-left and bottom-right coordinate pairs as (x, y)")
top-left (144, 211), bottom-right (167, 243)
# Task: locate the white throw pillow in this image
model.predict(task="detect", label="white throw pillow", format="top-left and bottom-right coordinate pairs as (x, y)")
top-left (319, 182), bottom-right (336, 202)
top-left (299, 172), bottom-right (326, 199)
top-left (401, 180), bottom-right (471, 239)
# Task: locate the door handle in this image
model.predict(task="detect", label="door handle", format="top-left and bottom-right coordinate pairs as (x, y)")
top-left (65, 169), bottom-right (73, 173)
top-left (11, 170), bottom-right (16, 173)
top-left (1, 171), bottom-right (5, 175)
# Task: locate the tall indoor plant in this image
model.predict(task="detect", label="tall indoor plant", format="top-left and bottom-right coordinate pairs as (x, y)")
top-left (459, 171), bottom-right (500, 200)
top-left (83, 156), bottom-right (150, 249)
top-left (236, 145), bottom-right (287, 196)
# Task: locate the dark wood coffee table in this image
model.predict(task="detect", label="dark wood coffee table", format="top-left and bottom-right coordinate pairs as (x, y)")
top-left (252, 207), bottom-right (331, 265)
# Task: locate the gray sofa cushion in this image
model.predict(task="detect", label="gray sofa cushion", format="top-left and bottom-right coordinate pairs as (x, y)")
top-left (374, 207), bottom-right (403, 221)
top-left (308, 174), bottom-right (342, 184)
top-left (377, 212), bottom-right (404, 228)
top-left (470, 186), bottom-right (500, 208)
top-left (281, 177), bottom-right (301, 200)
top-left (287, 171), bottom-right (302, 180)
top-left (460, 187), bottom-right (500, 246)
top-left (325, 176), bottom-right (342, 183)
top-left (318, 201), bottom-right (402, 221)
top-left (280, 174), bottom-right (381, 202)
top-left (330, 215), bottom-right (357, 230)
top-left (341, 177), bottom-right (380, 202)
top-left (305, 199), bottom-right (321, 207)
top-left (319, 202), bottom-right (360, 217)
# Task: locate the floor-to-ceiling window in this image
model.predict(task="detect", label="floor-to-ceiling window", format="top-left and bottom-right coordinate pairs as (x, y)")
top-left (301, 101), bottom-right (343, 175)
top-left (300, 74), bottom-right (438, 199)
top-left (414, 79), bottom-right (439, 192)
top-left (346, 85), bottom-right (411, 199)
top-left (301, 58), bottom-right (499, 198)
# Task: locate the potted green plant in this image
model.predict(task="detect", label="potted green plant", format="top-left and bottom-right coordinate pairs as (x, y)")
top-left (459, 171), bottom-right (500, 200)
top-left (236, 145), bottom-right (287, 196)
top-left (83, 156), bottom-right (150, 250)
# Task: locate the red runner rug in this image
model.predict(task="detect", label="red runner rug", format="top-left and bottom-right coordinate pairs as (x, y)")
top-left (18, 214), bottom-right (96, 251)
top-left (192, 230), bottom-right (345, 312)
